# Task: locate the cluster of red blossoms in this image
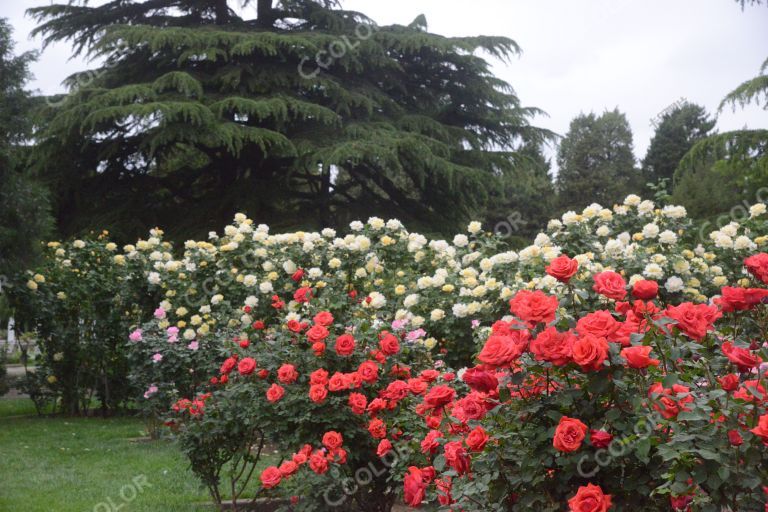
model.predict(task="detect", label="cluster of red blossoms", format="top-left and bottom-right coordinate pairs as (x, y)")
top-left (171, 392), bottom-right (211, 417)
top-left (259, 431), bottom-right (347, 489)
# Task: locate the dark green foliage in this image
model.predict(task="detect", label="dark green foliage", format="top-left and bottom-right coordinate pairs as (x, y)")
top-left (643, 102), bottom-right (716, 186)
top-left (0, 18), bottom-right (53, 281)
top-left (555, 109), bottom-right (639, 212)
top-left (28, 0), bottom-right (552, 240)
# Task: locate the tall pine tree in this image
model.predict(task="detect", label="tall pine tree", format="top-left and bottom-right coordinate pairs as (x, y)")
top-left (555, 109), bottom-right (639, 212)
top-left (29, 0), bottom-right (552, 239)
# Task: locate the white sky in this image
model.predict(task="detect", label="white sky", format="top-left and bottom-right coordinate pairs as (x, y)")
top-left (3, 0), bottom-right (767, 167)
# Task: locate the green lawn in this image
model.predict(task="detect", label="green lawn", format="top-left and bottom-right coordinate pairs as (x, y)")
top-left (0, 398), bottom-right (275, 512)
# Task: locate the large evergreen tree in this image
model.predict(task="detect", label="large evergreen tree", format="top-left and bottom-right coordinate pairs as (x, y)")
top-left (642, 102), bottom-right (716, 186)
top-left (28, 0), bottom-right (551, 239)
top-left (555, 109), bottom-right (639, 212)
top-left (0, 18), bottom-right (52, 282)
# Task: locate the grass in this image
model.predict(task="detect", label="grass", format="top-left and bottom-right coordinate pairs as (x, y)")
top-left (0, 398), bottom-right (277, 512)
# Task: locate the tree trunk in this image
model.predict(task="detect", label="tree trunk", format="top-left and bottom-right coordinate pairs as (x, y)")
top-left (257, 0), bottom-right (275, 28)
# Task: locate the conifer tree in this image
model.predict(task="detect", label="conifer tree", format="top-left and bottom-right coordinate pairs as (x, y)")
top-left (29, 0), bottom-right (551, 238)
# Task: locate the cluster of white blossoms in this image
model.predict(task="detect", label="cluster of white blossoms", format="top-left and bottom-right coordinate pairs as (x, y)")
top-left (27, 197), bottom-right (768, 344)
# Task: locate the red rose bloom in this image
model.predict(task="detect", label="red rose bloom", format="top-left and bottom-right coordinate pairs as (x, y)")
top-left (237, 357), bottom-right (257, 376)
top-left (423, 385), bottom-right (456, 410)
top-left (443, 441), bottom-right (471, 475)
top-left (461, 366), bottom-right (499, 393)
top-left (220, 357), bottom-right (237, 375)
top-left (664, 302), bottom-right (722, 340)
top-left (377, 439), bottom-right (393, 457)
top-left (291, 268), bottom-right (304, 282)
top-left (750, 414), bottom-right (768, 445)
top-left (553, 416), bottom-right (588, 452)
top-left (590, 429), bottom-right (613, 449)
top-left (718, 373), bottom-right (740, 392)
top-left (311, 341), bottom-right (325, 356)
top-left (465, 426), bottom-right (489, 452)
top-left (576, 310), bottom-right (621, 340)
top-left (309, 368), bottom-right (328, 386)
top-left (277, 364), bottom-right (299, 384)
top-left (593, 271), bottom-right (627, 300)
top-left (717, 287), bottom-right (768, 312)
top-left (266, 383), bottom-right (285, 403)
top-left (478, 331), bottom-right (529, 368)
top-left (632, 280), bottom-right (658, 300)
top-left (745, 253), bottom-right (768, 284)
top-left (278, 460), bottom-right (298, 477)
top-left (571, 335), bottom-right (609, 372)
top-left (379, 333), bottom-right (400, 356)
top-left (648, 382), bottom-right (693, 419)
top-left (509, 289), bottom-right (559, 325)
top-left (348, 392), bottom-right (367, 414)
top-left (322, 431), bottom-right (343, 451)
top-left (568, 483), bottom-right (612, 512)
top-left (722, 341), bottom-right (762, 372)
top-left (620, 345), bottom-right (660, 369)
top-left (306, 324), bottom-right (329, 343)
top-left (328, 372), bottom-right (349, 392)
top-left (357, 360), bottom-right (379, 383)
top-left (530, 327), bottom-right (574, 366)
top-left (260, 466), bottom-right (282, 489)
top-left (403, 467), bottom-right (427, 507)
top-left (368, 418), bottom-right (387, 439)
top-left (312, 311), bottom-right (334, 326)
top-left (334, 334), bottom-right (356, 356)
top-left (545, 254), bottom-right (579, 283)
top-left (309, 384), bottom-right (327, 403)
top-left (728, 429), bottom-right (744, 446)
top-left (309, 450), bottom-right (329, 474)
top-left (293, 286), bottom-right (313, 303)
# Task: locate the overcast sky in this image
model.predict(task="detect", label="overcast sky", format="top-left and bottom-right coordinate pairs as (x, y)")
top-left (3, 0), bottom-right (767, 166)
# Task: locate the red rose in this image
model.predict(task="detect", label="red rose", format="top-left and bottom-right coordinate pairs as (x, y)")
top-left (576, 310), bottom-right (621, 340)
top-left (461, 366), bottom-right (499, 393)
top-left (293, 286), bottom-right (313, 303)
top-left (530, 327), bottom-right (574, 366)
top-left (311, 341), bottom-right (325, 356)
top-left (287, 319), bottom-right (304, 333)
top-left (328, 372), bottom-right (349, 392)
top-left (590, 429), bottom-right (613, 449)
top-left (648, 382), bottom-right (693, 419)
top-left (260, 466), bottom-right (282, 489)
top-left (568, 483), bottom-right (612, 512)
top-left (383, 380), bottom-right (409, 401)
top-left (348, 392), bottom-right (367, 414)
top-left (670, 495), bottom-right (693, 511)
top-left (277, 364), bottom-right (299, 384)
top-left (509, 290), bottom-right (559, 325)
top-left (420, 369), bottom-right (439, 382)
top-left (420, 430), bottom-right (442, 454)
top-left (377, 439), bottom-right (393, 457)
top-left (722, 341), bottom-right (762, 372)
top-left (478, 331), bottom-right (529, 368)
top-left (308, 384), bottom-right (327, 403)
top-left (237, 357), bottom-right (257, 376)
top-left (465, 426), bottom-right (489, 452)
top-left (443, 441), bottom-right (470, 475)
top-left (379, 333), bottom-right (400, 355)
top-left (334, 334), bottom-right (356, 356)
top-left (309, 368), bottom-right (328, 386)
top-left (553, 416), bottom-right (588, 452)
top-left (291, 268), bottom-right (304, 282)
top-left (750, 414), bottom-right (768, 444)
top-left (546, 254), bottom-right (579, 283)
top-left (664, 302), bottom-right (722, 340)
top-left (718, 373), bottom-right (740, 392)
top-left (408, 378), bottom-right (428, 395)
top-left (220, 357), bottom-right (237, 375)
top-left (306, 324), bottom-right (329, 343)
top-left (620, 345), bottom-right (660, 369)
top-left (266, 383), bottom-right (285, 403)
top-left (423, 385), bottom-right (456, 410)
top-left (632, 280), bottom-right (658, 300)
top-left (252, 320), bottom-right (265, 330)
top-left (571, 334), bottom-right (609, 372)
top-left (745, 253), bottom-right (768, 284)
top-left (357, 360), bottom-right (379, 383)
top-left (592, 271), bottom-right (627, 300)
top-left (309, 450), bottom-right (329, 474)
top-left (279, 460), bottom-right (298, 477)
top-left (313, 311), bottom-right (334, 326)
top-left (403, 467), bottom-right (427, 507)
top-left (728, 429), bottom-right (744, 446)
top-left (368, 418), bottom-right (387, 439)
top-left (322, 431), bottom-right (343, 451)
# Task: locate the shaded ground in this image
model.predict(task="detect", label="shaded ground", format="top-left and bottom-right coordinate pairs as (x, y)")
top-left (0, 398), bottom-right (277, 512)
